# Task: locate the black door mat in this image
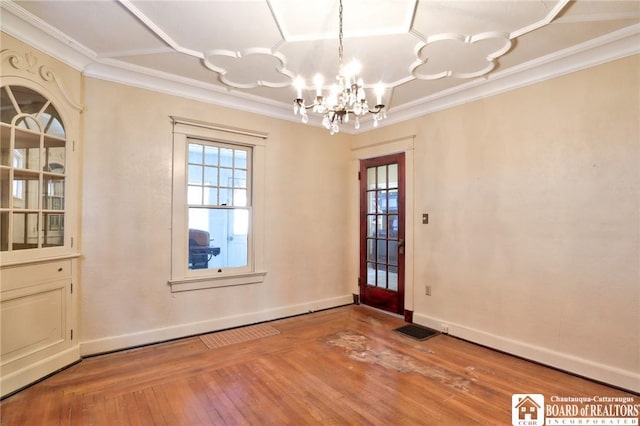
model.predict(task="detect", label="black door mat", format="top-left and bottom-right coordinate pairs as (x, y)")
top-left (394, 324), bottom-right (440, 341)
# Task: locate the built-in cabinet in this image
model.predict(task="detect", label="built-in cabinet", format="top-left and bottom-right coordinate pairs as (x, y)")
top-left (0, 48), bottom-right (82, 397)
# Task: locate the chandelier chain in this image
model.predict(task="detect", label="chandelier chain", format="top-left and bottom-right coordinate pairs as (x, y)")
top-left (338, 0), bottom-right (344, 71)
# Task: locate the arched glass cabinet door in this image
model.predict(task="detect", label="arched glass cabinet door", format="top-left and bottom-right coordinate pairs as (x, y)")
top-left (0, 85), bottom-right (67, 252)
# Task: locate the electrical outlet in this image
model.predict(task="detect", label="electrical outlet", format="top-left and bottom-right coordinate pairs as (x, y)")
top-left (425, 285), bottom-right (431, 296)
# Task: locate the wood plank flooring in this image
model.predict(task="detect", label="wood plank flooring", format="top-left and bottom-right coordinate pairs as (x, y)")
top-left (0, 305), bottom-right (636, 425)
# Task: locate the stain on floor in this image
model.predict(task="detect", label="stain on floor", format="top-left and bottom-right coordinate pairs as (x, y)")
top-left (323, 330), bottom-right (473, 392)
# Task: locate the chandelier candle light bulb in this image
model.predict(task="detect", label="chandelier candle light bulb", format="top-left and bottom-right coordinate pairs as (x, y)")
top-left (292, 0), bottom-right (386, 134)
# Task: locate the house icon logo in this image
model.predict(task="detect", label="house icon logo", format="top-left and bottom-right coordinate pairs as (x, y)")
top-left (512, 394), bottom-right (544, 426)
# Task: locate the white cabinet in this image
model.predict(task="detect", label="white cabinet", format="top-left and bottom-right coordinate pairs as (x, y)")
top-left (0, 47), bottom-right (82, 397)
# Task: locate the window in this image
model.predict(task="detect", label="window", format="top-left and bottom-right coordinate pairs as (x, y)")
top-left (169, 117), bottom-right (267, 292)
top-left (0, 85), bottom-right (67, 252)
top-left (187, 140), bottom-right (250, 271)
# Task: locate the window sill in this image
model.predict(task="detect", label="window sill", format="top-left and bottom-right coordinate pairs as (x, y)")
top-left (168, 271), bottom-right (267, 293)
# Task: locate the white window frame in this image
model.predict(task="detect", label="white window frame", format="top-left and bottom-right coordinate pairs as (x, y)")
top-left (168, 117), bottom-right (267, 292)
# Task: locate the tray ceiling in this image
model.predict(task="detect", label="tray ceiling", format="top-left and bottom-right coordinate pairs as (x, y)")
top-left (2, 0), bottom-right (639, 131)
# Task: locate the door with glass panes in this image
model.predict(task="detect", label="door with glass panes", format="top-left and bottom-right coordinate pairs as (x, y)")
top-left (359, 153), bottom-right (405, 314)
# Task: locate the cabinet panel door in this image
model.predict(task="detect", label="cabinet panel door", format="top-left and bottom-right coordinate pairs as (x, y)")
top-left (1, 280), bottom-right (67, 364)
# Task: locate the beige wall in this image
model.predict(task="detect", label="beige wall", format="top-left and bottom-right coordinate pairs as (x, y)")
top-left (354, 55), bottom-right (640, 391)
top-left (80, 78), bottom-right (353, 352)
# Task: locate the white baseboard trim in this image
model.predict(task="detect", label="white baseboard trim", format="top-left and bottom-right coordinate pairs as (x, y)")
top-left (0, 345), bottom-right (80, 398)
top-left (80, 295), bottom-right (353, 356)
top-left (413, 313), bottom-right (640, 393)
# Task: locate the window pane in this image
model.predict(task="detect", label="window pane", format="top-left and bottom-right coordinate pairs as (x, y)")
top-left (204, 187), bottom-right (218, 205)
top-left (188, 207), bottom-right (249, 270)
top-left (234, 169), bottom-right (246, 188)
top-left (219, 167), bottom-right (233, 187)
top-left (188, 143), bottom-right (203, 163)
top-left (204, 146), bottom-right (218, 165)
top-left (188, 165), bottom-right (202, 185)
top-left (204, 166), bottom-right (218, 186)
top-left (233, 189), bottom-right (247, 207)
top-left (219, 188), bottom-right (232, 205)
top-left (234, 150), bottom-right (247, 169)
top-left (220, 148), bottom-right (233, 167)
top-left (187, 185), bottom-right (202, 205)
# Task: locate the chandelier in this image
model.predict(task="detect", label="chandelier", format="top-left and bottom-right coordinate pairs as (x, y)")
top-left (292, 0), bottom-right (386, 134)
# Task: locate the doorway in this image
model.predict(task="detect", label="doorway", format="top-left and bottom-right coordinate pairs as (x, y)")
top-left (359, 153), bottom-right (405, 314)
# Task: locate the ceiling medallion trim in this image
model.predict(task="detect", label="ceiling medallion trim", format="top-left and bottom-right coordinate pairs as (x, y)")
top-left (410, 32), bottom-right (512, 81)
top-left (203, 48), bottom-right (294, 89)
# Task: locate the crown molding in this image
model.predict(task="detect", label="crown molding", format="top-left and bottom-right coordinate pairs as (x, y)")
top-left (1, 2), bottom-right (638, 135)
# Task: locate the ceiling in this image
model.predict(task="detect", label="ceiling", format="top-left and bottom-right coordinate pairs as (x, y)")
top-left (2, 0), bottom-right (639, 132)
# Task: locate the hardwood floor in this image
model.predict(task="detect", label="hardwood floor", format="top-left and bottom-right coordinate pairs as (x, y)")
top-left (1, 305), bottom-right (636, 425)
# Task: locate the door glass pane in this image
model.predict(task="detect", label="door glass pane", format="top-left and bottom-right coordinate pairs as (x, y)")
top-left (367, 167), bottom-right (376, 190)
top-left (388, 241), bottom-right (398, 266)
top-left (367, 215), bottom-right (376, 237)
top-left (367, 262), bottom-right (376, 286)
top-left (0, 87), bottom-right (17, 124)
top-left (0, 212), bottom-right (8, 251)
top-left (13, 212), bottom-right (38, 250)
top-left (43, 176), bottom-right (65, 210)
top-left (377, 239), bottom-right (387, 263)
top-left (388, 163), bottom-right (398, 188)
top-left (14, 129), bottom-right (40, 171)
top-left (0, 169), bottom-right (9, 208)
top-left (378, 190), bottom-right (388, 213)
top-left (388, 265), bottom-right (398, 291)
top-left (388, 189), bottom-right (398, 214)
top-left (367, 191), bottom-right (377, 214)
top-left (41, 104), bottom-right (65, 138)
top-left (366, 238), bottom-right (376, 262)
top-left (376, 165), bottom-right (387, 189)
top-left (377, 264), bottom-right (387, 288)
top-left (43, 213), bottom-right (64, 247)
top-left (13, 173), bottom-right (39, 209)
top-left (44, 143), bottom-right (65, 173)
top-left (388, 215), bottom-right (398, 238)
top-left (1, 126), bottom-right (11, 167)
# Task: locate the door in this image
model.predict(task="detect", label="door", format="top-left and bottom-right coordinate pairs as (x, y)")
top-left (359, 153), bottom-right (405, 314)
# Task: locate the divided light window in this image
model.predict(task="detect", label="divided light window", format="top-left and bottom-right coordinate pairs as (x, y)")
top-left (186, 139), bottom-right (251, 272)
